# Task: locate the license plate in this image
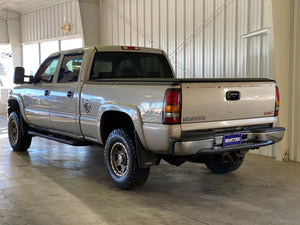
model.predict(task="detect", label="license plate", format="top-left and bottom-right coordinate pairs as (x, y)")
top-left (223, 133), bottom-right (242, 147)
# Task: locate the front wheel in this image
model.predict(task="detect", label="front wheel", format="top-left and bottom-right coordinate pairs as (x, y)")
top-left (205, 152), bottom-right (245, 174)
top-left (104, 128), bottom-right (150, 190)
top-left (8, 112), bottom-right (32, 151)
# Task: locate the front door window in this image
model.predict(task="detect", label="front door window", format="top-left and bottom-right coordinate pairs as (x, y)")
top-left (35, 56), bottom-right (60, 83)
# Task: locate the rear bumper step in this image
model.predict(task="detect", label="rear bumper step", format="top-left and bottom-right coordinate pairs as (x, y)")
top-left (170, 127), bottom-right (285, 156)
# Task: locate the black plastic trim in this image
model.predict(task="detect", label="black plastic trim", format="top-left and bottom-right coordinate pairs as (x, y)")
top-left (28, 131), bottom-right (92, 146)
top-left (176, 78), bottom-right (275, 83)
top-left (134, 130), bottom-right (157, 168)
top-left (86, 78), bottom-right (275, 84)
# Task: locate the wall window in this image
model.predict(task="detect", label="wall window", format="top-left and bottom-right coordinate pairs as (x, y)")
top-left (61, 38), bottom-right (83, 51)
top-left (23, 43), bottom-right (39, 75)
top-left (0, 45), bottom-right (14, 88)
top-left (40, 41), bottom-right (59, 63)
top-left (23, 38), bottom-right (83, 76)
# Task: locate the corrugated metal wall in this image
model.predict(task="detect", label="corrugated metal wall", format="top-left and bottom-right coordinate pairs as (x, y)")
top-left (100, 0), bottom-right (269, 79)
top-left (0, 19), bottom-right (9, 43)
top-left (21, 0), bottom-right (82, 44)
top-left (100, 0), bottom-right (273, 157)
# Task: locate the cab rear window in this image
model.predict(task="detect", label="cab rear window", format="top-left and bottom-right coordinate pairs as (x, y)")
top-left (90, 52), bottom-right (173, 80)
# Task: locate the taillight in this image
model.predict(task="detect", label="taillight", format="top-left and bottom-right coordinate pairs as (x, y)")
top-left (274, 86), bottom-right (280, 116)
top-left (163, 89), bottom-right (181, 124)
top-left (121, 46), bottom-right (140, 50)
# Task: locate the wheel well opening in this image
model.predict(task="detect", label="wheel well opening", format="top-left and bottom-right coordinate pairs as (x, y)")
top-left (8, 100), bottom-right (20, 116)
top-left (101, 111), bottom-right (134, 144)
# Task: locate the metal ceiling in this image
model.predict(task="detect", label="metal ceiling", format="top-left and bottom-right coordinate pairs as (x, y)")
top-left (0, 0), bottom-right (64, 13)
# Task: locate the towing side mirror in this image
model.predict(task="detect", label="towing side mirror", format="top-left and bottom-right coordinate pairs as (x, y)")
top-left (14, 67), bottom-right (25, 84)
top-left (14, 67), bottom-right (34, 84)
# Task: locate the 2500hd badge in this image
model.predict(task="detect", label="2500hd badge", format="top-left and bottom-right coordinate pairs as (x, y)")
top-left (183, 116), bottom-right (206, 122)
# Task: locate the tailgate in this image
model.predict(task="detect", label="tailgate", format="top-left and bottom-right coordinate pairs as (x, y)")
top-left (181, 81), bottom-right (276, 124)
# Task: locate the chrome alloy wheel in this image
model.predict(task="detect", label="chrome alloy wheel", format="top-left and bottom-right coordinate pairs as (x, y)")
top-left (110, 142), bottom-right (129, 177)
top-left (9, 119), bottom-right (18, 145)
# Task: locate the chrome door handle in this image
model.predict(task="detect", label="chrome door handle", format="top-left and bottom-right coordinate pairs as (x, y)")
top-left (67, 90), bottom-right (74, 98)
top-left (84, 102), bottom-right (91, 113)
top-left (44, 90), bottom-right (50, 96)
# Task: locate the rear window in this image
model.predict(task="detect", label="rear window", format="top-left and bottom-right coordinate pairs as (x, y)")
top-left (90, 52), bottom-right (173, 80)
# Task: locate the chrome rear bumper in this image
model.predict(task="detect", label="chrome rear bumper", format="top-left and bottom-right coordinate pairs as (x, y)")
top-left (170, 127), bottom-right (285, 155)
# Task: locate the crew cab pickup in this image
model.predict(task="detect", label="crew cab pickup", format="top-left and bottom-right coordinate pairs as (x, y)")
top-left (8, 46), bottom-right (285, 190)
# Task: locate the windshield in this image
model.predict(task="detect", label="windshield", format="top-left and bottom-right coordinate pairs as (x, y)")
top-left (90, 52), bottom-right (173, 80)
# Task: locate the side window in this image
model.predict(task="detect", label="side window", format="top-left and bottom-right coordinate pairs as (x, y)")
top-left (35, 57), bottom-right (59, 83)
top-left (58, 54), bottom-right (83, 83)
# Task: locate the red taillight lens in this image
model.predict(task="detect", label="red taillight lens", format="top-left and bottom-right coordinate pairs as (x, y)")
top-left (121, 46), bottom-right (140, 50)
top-left (275, 86), bottom-right (280, 116)
top-left (163, 89), bottom-right (181, 124)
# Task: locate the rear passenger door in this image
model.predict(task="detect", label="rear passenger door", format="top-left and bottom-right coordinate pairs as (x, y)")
top-left (50, 53), bottom-right (84, 137)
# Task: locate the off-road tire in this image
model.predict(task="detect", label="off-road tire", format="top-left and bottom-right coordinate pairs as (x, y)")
top-left (104, 128), bottom-right (150, 190)
top-left (8, 112), bottom-right (32, 151)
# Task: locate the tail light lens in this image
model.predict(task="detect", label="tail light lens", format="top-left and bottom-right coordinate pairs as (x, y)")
top-left (121, 46), bottom-right (140, 50)
top-left (163, 89), bottom-right (181, 124)
top-left (274, 86), bottom-right (280, 116)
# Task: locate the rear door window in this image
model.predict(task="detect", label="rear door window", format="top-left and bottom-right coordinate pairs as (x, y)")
top-left (58, 53), bottom-right (83, 83)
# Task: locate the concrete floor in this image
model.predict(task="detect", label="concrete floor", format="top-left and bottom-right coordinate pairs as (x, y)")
top-left (1, 115), bottom-right (300, 225)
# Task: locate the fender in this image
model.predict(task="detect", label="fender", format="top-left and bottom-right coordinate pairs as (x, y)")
top-left (8, 92), bottom-right (28, 123)
top-left (98, 102), bottom-right (149, 150)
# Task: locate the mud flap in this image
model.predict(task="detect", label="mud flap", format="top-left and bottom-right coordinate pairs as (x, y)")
top-left (134, 130), bottom-right (158, 168)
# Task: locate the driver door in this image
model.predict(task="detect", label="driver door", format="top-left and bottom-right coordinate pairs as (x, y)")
top-left (23, 55), bottom-right (60, 129)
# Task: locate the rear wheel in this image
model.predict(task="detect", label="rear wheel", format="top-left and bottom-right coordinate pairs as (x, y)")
top-left (8, 112), bottom-right (32, 151)
top-left (104, 128), bottom-right (150, 190)
top-left (205, 152), bottom-right (245, 174)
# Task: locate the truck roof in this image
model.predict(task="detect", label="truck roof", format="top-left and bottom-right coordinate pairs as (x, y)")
top-left (94, 45), bottom-right (164, 54)
top-left (48, 45), bottom-right (164, 57)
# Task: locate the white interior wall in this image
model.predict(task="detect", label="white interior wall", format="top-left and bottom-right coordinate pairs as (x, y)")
top-left (100, 0), bottom-right (269, 79)
top-left (7, 18), bottom-right (22, 68)
top-left (0, 9), bottom-right (21, 67)
top-left (78, 0), bottom-right (100, 46)
top-left (21, 0), bottom-right (82, 44)
top-left (265, 0), bottom-right (292, 161)
top-left (0, 19), bottom-right (9, 43)
top-left (100, 0), bottom-right (274, 157)
top-left (0, 9), bottom-right (21, 114)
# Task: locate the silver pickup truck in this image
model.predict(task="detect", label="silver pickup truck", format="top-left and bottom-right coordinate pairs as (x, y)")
top-left (8, 46), bottom-right (285, 190)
